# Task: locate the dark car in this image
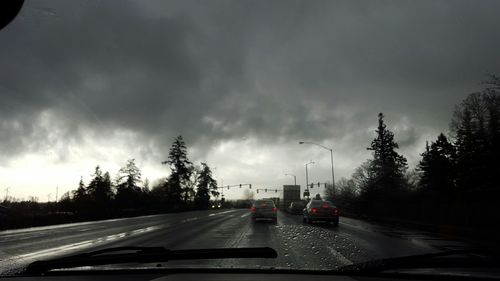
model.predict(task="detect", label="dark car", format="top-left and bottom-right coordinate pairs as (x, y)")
top-left (251, 199), bottom-right (278, 222)
top-left (303, 199), bottom-right (339, 226)
top-left (287, 201), bottom-right (305, 214)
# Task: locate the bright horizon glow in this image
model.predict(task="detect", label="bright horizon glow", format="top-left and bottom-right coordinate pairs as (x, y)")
top-left (0, 129), bottom-right (430, 202)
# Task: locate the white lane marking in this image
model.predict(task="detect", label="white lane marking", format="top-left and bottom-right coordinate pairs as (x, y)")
top-left (240, 213), bottom-right (251, 218)
top-left (14, 225), bottom-right (164, 260)
top-left (208, 210), bottom-right (239, 217)
top-left (326, 246), bottom-right (353, 266)
top-left (0, 213), bottom-right (168, 236)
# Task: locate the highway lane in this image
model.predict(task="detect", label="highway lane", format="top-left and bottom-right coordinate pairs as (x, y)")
top-left (0, 209), bottom-right (467, 274)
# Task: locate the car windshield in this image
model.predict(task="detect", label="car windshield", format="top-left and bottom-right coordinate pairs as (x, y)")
top-left (1, 0), bottom-right (500, 277)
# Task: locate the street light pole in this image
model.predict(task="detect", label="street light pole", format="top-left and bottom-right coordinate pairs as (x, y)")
top-left (299, 141), bottom-right (335, 196)
top-left (305, 161), bottom-right (314, 198)
top-left (329, 148), bottom-right (335, 195)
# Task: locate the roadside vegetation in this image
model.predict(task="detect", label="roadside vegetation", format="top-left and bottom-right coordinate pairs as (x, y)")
top-left (0, 136), bottom-right (220, 229)
top-left (328, 75), bottom-right (500, 240)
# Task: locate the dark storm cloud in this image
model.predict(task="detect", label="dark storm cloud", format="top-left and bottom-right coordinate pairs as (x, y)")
top-left (1, 0), bottom-right (499, 164)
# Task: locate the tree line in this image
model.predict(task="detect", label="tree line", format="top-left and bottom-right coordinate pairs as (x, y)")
top-left (1, 136), bottom-right (219, 228)
top-left (328, 75), bottom-right (500, 237)
top-left (64, 136), bottom-right (220, 215)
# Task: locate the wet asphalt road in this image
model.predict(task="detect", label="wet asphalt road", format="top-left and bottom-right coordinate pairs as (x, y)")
top-left (0, 209), bottom-right (467, 274)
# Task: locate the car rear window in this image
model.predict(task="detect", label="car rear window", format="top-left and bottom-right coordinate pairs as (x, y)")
top-left (309, 200), bottom-right (324, 207)
top-left (325, 201), bottom-right (336, 207)
top-left (255, 200), bottom-right (275, 207)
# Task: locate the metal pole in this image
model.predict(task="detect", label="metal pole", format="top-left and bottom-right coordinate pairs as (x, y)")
top-left (330, 149), bottom-right (335, 196)
top-left (305, 164), bottom-right (309, 193)
top-left (299, 141), bottom-right (335, 198)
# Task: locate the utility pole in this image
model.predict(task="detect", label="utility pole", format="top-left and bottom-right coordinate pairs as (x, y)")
top-left (56, 186), bottom-right (59, 203)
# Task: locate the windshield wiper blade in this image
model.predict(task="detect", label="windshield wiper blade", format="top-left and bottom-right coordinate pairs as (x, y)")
top-left (338, 249), bottom-right (500, 274)
top-left (25, 247), bottom-right (278, 274)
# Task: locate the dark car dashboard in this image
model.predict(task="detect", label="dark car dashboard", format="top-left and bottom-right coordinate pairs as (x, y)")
top-left (1, 268), bottom-right (497, 281)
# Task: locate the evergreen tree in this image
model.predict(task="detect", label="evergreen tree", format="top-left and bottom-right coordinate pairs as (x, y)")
top-left (451, 83), bottom-right (500, 190)
top-left (87, 166), bottom-right (113, 205)
top-left (72, 177), bottom-right (89, 213)
top-left (484, 90), bottom-right (500, 187)
top-left (366, 113), bottom-right (408, 192)
top-left (115, 159), bottom-right (143, 208)
top-left (163, 136), bottom-right (193, 207)
top-left (194, 162), bottom-right (217, 210)
top-left (73, 177), bottom-right (87, 201)
top-left (418, 133), bottom-right (456, 192)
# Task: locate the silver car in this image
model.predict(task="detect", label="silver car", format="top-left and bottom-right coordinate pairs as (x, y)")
top-left (251, 199), bottom-right (278, 222)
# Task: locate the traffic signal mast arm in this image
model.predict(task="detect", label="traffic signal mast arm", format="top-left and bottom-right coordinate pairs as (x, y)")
top-left (216, 184), bottom-right (252, 190)
top-left (256, 188), bottom-right (283, 193)
top-left (309, 182), bottom-right (328, 189)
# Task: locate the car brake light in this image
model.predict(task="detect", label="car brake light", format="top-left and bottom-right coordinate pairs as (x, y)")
top-left (311, 208), bottom-right (317, 213)
top-left (251, 207), bottom-right (256, 212)
top-left (272, 207), bottom-right (277, 212)
top-left (322, 203), bottom-right (329, 208)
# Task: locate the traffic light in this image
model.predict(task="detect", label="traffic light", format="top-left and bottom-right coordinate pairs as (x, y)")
top-left (275, 189), bottom-right (277, 193)
top-left (265, 188), bottom-right (267, 192)
top-left (256, 189), bottom-right (259, 193)
top-left (318, 182), bottom-right (321, 187)
top-left (239, 184), bottom-right (242, 188)
top-left (249, 184), bottom-right (252, 189)
top-left (227, 186), bottom-right (230, 190)
top-left (310, 183), bottom-right (314, 189)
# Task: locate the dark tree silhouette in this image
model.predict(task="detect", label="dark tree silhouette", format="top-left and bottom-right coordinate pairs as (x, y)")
top-left (418, 133), bottom-right (456, 192)
top-left (72, 177), bottom-right (89, 213)
top-left (88, 167), bottom-right (113, 206)
top-left (366, 113), bottom-right (408, 191)
top-left (163, 136), bottom-right (193, 208)
top-left (357, 113), bottom-right (408, 216)
top-left (115, 159), bottom-right (143, 208)
top-left (194, 162), bottom-right (217, 210)
top-left (73, 177), bottom-right (87, 202)
top-left (451, 91), bottom-right (500, 190)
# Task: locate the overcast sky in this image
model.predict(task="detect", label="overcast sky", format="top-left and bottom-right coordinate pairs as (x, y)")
top-left (1, 0), bottom-right (499, 201)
